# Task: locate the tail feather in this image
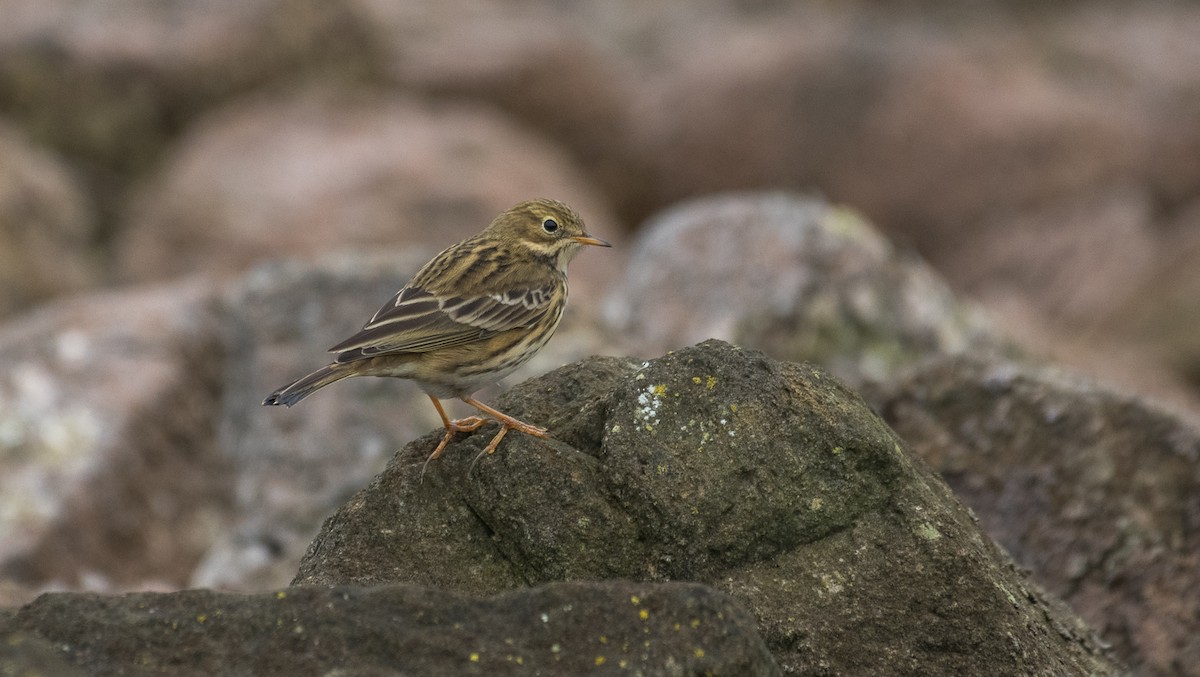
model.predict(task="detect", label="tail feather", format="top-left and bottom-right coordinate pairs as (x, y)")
top-left (262, 364), bottom-right (353, 407)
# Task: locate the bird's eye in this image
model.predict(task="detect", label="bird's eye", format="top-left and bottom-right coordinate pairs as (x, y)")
top-left (542, 218), bottom-right (559, 233)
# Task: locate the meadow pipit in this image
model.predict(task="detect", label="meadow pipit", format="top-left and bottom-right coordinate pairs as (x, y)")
top-left (263, 199), bottom-right (610, 471)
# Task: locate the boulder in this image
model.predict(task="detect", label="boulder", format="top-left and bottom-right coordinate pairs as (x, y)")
top-left (866, 355), bottom-right (1200, 675)
top-left (603, 193), bottom-right (1005, 386)
top-left (295, 340), bottom-right (1120, 674)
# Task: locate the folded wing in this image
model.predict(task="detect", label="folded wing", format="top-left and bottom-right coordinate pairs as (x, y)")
top-left (328, 283), bottom-right (558, 362)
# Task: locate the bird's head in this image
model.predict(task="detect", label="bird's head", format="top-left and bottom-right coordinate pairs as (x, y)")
top-left (488, 198), bottom-right (611, 271)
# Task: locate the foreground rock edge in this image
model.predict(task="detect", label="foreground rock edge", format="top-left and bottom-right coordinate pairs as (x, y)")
top-left (0, 580), bottom-right (779, 675)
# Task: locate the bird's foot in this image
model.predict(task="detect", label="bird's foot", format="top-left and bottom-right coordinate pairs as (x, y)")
top-left (466, 419), bottom-right (550, 476)
top-left (420, 415), bottom-right (488, 480)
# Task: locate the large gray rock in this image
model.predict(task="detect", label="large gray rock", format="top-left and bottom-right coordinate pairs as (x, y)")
top-left (866, 355), bottom-right (1200, 676)
top-left (603, 193), bottom-right (1006, 386)
top-left (194, 252), bottom-right (433, 591)
top-left (0, 280), bottom-right (231, 592)
top-left (201, 249), bottom-right (618, 590)
top-left (0, 581), bottom-right (779, 675)
top-left (295, 340), bottom-right (1121, 674)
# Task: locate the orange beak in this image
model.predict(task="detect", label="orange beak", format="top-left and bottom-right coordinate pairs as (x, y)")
top-left (572, 234), bottom-right (612, 247)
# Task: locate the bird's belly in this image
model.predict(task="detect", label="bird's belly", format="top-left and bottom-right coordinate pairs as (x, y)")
top-left (412, 320), bottom-right (558, 399)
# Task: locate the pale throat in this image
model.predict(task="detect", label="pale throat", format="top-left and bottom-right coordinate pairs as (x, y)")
top-left (554, 243), bottom-right (580, 273)
top-left (524, 240), bottom-right (580, 273)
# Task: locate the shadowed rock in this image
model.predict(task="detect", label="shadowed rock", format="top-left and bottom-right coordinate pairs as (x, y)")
top-left (867, 354), bottom-right (1200, 675)
top-left (295, 339), bottom-right (1122, 674)
top-left (0, 581), bottom-right (778, 676)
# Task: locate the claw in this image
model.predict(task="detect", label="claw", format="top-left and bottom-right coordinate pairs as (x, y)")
top-left (420, 401), bottom-right (488, 481)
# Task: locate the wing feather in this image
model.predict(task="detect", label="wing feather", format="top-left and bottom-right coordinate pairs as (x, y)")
top-left (328, 281), bottom-right (560, 362)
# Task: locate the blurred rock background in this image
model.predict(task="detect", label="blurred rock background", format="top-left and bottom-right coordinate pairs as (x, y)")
top-left (1, 0), bottom-right (1198, 673)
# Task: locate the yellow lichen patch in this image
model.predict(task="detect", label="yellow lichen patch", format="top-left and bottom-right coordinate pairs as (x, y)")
top-left (275, 591), bottom-right (286, 599)
top-left (809, 497), bottom-right (824, 511)
top-left (630, 595), bottom-right (641, 605)
top-left (694, 648), bottom-right (706, 658)
top-left (706, 376), bottom-right (717, 390)
top-left (470, 652), bottom-right (480, 662)
top-left (729, 403), bottom-right (738, 413)
top-left (690, 618), bottom-right (701, 629)
top-left (652, 384), bottom-right (667, 396)
top-left (196, 614), bottom-right (207, 624)
top-left (831, 446), bottom-right (844, 455)
top-left (915, 522), bottom-right (942, 541)
top-left (639, 609), bottom-right (649, 620)
top-left (692, 376), bottom-right (702, 385)
top-left (595, 656), bottom-right (606, 666)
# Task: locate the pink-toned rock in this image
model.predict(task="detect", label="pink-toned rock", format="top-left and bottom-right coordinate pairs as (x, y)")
top-left (0, 280), bottom-right (232, 592)
top-left (0, 123), bottom-right (99, 319)
top-left (353, 0), bottom-right (647, 217)
top-left (117, 90), bottom-right (624, 302)
top-left (0, 0), bottom-right (376, 176)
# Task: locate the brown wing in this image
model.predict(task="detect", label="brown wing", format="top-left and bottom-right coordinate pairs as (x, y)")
top-left (328, 281), bottom-right (560, 362)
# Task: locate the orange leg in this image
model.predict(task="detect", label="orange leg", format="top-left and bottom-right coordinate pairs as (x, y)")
top-left (461, 397), bottom-right (550, 474)
top-left (422, 396), bottom-right (487, 477)
top-left (422, 396), bottom-right (551, 478)
top-left (460, 397), bottom-right (550, 445)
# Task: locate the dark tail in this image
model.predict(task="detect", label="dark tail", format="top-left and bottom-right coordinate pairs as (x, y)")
top-left (262, 364), bottom-right (354, 407)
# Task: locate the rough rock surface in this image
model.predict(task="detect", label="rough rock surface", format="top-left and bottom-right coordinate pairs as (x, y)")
top-left (866, 355), bottom-right (1200, 675)
top-left (0, 280), bottom-right (232, 592)
top-left (201, 249), bottom-right (619, 590)
top-left (0, 581), bottom-right (779, 676)
top-left (295, 340), bottom-right (1120, 674)
top-left (603, 193), bottom-right (1006, 386)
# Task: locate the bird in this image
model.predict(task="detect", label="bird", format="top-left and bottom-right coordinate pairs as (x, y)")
top-left (262, 198), bottom-right (610, 473)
